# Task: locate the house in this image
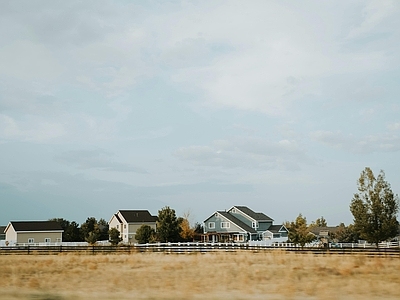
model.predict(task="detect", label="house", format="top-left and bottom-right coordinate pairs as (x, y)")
top-left (203, 205), bottom-right (288, 243)
top-left (4, 221), bottom-right (63, 246)
top-left (0, 226), bottom-right (5, 241)
top-left (109, 210), bottom-right (157, 244)
top-left (310, 226), bottom-right (341, 245)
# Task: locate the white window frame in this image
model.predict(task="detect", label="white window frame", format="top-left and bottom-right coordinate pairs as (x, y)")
top-left (208, 222), bottom-right (215, 229)
top-left (56, 238), bottom-right (62, 243)
top-left (28, 238), bottom-right (34, 243)
top-left (252, 221), bottom-right (259, 228)
top-left (221, 222), bottom-right (230, 228)
top-left (44, 238), bottom-right (51, 243)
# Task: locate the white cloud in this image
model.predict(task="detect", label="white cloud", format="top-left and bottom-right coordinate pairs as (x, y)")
top-left (0, 114), bottom-right (66, 142)
top-left (347, 0), bottom-right (397, 39)
top-left (174, 136), bottom-right (311, 171)
top-left (388, 122), bottom-right (400, 131)
top-left (311, 130), bottom-right (400, 153)
top-left (55, 150), bottom-right (147, 173)
top-left (0, 40), bottom-right (63, 80)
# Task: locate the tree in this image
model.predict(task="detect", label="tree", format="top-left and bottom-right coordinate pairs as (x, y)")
top-left (311, 216), bottom-right (327, 227)
top-left (135, 225), bottom-right (156, 244)
top-left (350, 167), bottom-right (399, 247)
top-left (81, 217), bottom-right (101, 245)
top-left (287, 214), bottom-right (316, 248)
top-left (108, 228), bottom-right (122, 245)
top-left (178, 211), bottom-right (195, 242)
top-left (334, 224), bottom-right (359, 243)
top-left (156, 206), bottom-right (181, 243)
top-left (49, 218), bottom-right (82, 242)
top-left (98, 218), bottom-right (109, 241)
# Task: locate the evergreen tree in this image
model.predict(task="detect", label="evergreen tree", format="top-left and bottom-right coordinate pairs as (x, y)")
top-left (135, 225), bottom-right (156, 244)
top-left (156, 206), bottom-right (181, 242)
top-left (288, 214), bottom-right (316, 248)
top-left (108, 228), bottom-right (122, 245)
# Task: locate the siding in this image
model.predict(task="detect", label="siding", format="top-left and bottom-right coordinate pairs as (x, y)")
top-left (17, 232), bottom-right (62, 244)
top-left (128, 223), bottom-right (156, 243)
top-left (204, 214), bottom-right (246, 234)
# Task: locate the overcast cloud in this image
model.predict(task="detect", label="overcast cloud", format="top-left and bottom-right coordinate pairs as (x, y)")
top-left (1, 0), bottom-right (399, 226)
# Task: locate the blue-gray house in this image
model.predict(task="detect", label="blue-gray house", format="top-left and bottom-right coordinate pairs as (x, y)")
top-left (203, 205), bottom-right (288, 243)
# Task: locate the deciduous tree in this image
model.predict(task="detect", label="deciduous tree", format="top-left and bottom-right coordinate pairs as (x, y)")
top-left (350, 167), bottom-right (399, 247)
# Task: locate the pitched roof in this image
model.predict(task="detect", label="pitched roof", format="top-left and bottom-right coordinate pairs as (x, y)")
top-left (113, 213), bottom-right (123, 223)
top-left (218, 211), bottom-right (257, 233)
top-left (266, 225), bottom-right (288, 233)
top-left (310, 226), bottom-right (341, 235)
top-left (8, 221), bottom-right (63, 232)
top-left (119, 210), bottom-right (157, 223)
top-left (0, 226), bottom-right (6, 235)
top-left (233, 206), bottom-right (273, 221)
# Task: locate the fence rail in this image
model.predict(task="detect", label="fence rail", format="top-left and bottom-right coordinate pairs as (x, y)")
top-left (0, 242), bottom-right (399, 256)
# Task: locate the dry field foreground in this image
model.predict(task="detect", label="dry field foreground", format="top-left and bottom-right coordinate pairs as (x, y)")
top-left (1, 251), bottom-right (399, 300)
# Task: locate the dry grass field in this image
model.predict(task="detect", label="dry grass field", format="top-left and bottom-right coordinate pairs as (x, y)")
top-left (0, 251), bottom-right (399, 300)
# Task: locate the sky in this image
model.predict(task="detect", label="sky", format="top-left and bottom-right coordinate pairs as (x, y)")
top-left (1, 0), bottom-right (400, 227)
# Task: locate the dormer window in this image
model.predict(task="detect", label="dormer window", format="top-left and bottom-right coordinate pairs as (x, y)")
top-left (252, 222), bottom-right (259, 228)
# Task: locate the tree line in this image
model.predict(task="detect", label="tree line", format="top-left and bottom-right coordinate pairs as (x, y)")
top-left (287, 167), bottom-right (399, 248)
top-left (51, 167), bottom-right (399, 248)
top-left (50, 207), bottom-right (204, 245)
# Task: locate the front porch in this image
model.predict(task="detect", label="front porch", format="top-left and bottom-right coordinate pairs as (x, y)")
top-left (202, 232), bottom-right (256, 243)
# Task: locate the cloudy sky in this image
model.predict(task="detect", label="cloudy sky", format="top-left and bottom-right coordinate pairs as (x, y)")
top-left (1, 0), bottom-right (399, 227)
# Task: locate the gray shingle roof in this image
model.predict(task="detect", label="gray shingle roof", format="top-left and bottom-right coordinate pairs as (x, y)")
top-left (119, 210), bottom-right (157, 223)
top-left (218, 211), bottom-right (257, 234)
top-left (10, 221), bottom-right (63, 232)
top-left (233, 206), bottom-right (273, 221)
top-left (266, 225), bottom-right (287, 233)
top-left (310, 226), bottom-right (341, 235)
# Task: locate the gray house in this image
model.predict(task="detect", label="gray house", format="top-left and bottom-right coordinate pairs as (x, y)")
top-left (203, 206), bottom-right (288, 243)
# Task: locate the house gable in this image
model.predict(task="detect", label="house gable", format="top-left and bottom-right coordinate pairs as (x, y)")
top-left (228, 206), bottom-right (273, 231)
top-left (204, 211), bottom-right (257, 234)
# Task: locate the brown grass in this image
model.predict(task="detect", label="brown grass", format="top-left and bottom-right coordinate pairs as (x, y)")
top-left (0, 251), bottom-right (399, 299)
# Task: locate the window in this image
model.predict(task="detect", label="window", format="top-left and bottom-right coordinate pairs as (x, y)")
top-left (221, 222), bottom-right (230, 228)
top-left (56, 238), bottom-right (62, 243)
top-left (28, 238), bottom-right (34, 243)
top-left (208, 222), bottom-right (215, 229)
top-left (233, 234), bottom-right (244, 242)
top-left (124, 224), bottom-right (126, 229)
top-left (116, 224), bottom-right (119, 229)
top-left (44, 238), bottom-right (51, 243)
top-left (252, 222), bottom-right (259, 228)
